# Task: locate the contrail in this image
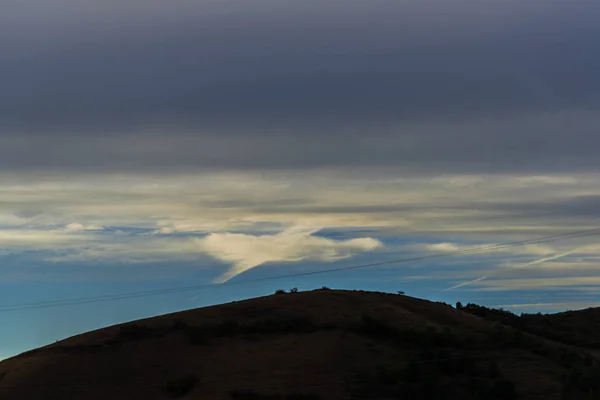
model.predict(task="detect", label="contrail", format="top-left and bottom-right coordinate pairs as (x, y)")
top-left (443, 276), bottom-right (489, 291)
top-left (443, 248), bottom-right (578, 291)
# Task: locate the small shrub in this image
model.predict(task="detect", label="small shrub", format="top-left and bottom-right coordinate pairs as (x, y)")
top-left (377, 364), bottom-right (405, 386)
top-left (319, 286), bottom-right (331, 290)
top-left (467, 377), bottom-right (489, 396)
top-left (562, 364), bottom-right (600, 398)
top-left (397, 291), bottom-right (406, 295)
top-left (289, 287), bottom-right (299, 293)
top-left (231, 391), bottom-right (265, 400)
top-left (486, 361), bottom-right (501, 378)
top-left (166, 375), bottom-right (199, 397)
top-left (171, 319), bottom-right (188, 330)
top-left (584, 355), bottom-right (595, 366)
top-left (357, 315), bottom-right (398, 338)
top-left (212, 320), bottom-right (240, 337)
top-left (275, 289), bottom-right (287, 295)
top-left (185, 327), bottom-right (208, 345)
top-left (560, 350), bottom-right (583, 369)
top-left (490, 379), bottom-right (518, 399)
top-left (230, 390), bottom-right (320, 399)
top-left (351, 349), bottom-right (519, 400)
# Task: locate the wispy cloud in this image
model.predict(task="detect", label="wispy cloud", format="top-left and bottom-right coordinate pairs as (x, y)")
top-left (443, 249), bottom-right (578, 291)
top-left (64, 223), bottom-right (104, 232)
top-left (0, 172), bottom-right (599, 286)
top-left (418, 242), bottom-right (555, 257)
top-left (444, 276), bottom-right (490, 292)
top-left (468, 277), bottom-right (600, 292)
top-left (492, 301), bottom-right (600, 311)
top-left (197, 226), bottom-right (383, 283)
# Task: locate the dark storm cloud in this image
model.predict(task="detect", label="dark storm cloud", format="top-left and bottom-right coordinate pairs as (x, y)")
top-left (1, 0), bottom-right (600, 173)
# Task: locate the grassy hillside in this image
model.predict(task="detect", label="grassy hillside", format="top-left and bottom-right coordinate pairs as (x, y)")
top-left (0, 289), bottom-right (599, 399)
top-left (457, 302), bottom-right (600, 348)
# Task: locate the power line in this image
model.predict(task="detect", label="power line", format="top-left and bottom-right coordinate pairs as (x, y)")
top-left (1, 227), bottom-right (599, 313)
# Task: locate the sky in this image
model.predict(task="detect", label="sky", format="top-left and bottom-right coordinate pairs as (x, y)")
top-left (1, 0), bottom-right (600, 359)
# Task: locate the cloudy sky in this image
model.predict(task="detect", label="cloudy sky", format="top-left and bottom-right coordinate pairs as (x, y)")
top-left (1, 0), bottom-right (600, 359)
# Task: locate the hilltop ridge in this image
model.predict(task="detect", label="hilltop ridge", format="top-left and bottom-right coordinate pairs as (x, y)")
top-left (1, 289), bottom-right (599, 399)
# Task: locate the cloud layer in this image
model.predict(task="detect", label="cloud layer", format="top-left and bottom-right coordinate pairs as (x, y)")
top-left (0, 171), bottom-right (598, 289)
top-left (1, 0), bottom-right (599, 174)
top-left (1, 1), bottom-right (600, 306)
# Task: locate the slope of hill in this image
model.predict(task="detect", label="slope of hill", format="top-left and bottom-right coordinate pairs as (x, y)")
top-left (457, 302), bottom-right (600, 348)
top-left (0, 289), bottom-right (599, 400)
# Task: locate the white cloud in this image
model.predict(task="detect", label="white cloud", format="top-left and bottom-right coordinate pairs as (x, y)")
top-left (0, 227), bottom-right (202, 264)
top-left (64, 223), bottom-right (104, 232)
top-left (197, 226), bottom-right (383, 283)
top-left (0, 229), bottom-right (85, 249)
top-left (521, 261), bottom-right (600, 270)
top-left (44, 236), bottom-right (202, 264)
top-left (422, 243), bottom-right (462, 252)
top-left (418, 242), bottom-right (555, 257)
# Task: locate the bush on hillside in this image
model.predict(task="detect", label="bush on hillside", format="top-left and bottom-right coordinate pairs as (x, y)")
top-left (166, 375), bottom-right (199, 397)
top-left (490, 379), bottom-right (518, 399)
top-left (354, 315), bottom-right (465, 348)
top-left (185, 327), bottom-right (208, 345)
top-left (357, 315), bottom-right (398, 338)
top-left (171, 319), bottom-right (188, 330)
top-left (458, 301), bottom-right (600, 349)
top-left (353, 352), bottom-right (518, 400)
top-left (230, 390), bottom-right (320, 399)
top-left (212, 320), bottom-right (241, 337)
top-left (562, 364), bottom-right (600, 399)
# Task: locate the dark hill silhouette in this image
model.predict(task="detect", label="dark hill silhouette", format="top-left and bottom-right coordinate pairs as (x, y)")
top-left (1, 289), bottom-right (599, 399)
top-left (458, 302), bottom-right (600, 348)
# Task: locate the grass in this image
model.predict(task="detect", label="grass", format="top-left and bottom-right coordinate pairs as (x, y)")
top-left (107, 315), bottom-right (322, 348)
top-left (354, 314), bottom-right (467, 348)
top-left (181, 317), bottom-right (320, 344)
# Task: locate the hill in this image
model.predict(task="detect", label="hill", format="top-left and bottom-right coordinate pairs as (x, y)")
top-left (1, 289), bottom-right (599, 399)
